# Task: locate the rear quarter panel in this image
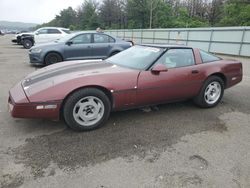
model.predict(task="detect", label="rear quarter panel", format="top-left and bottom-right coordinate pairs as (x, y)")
top-left (219, 60), bottom-right (242, 88)
top-left (192, 48), bottom-right (242, 89)
top-left (192, 59), bottom-right (242, 89)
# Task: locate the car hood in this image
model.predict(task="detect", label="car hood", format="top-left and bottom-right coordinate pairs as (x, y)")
top-left (22, 59), bottom-right (140, 102)
top-left (23, 60), bottom-right (117, 87)
top-left (17, 32), bottom-right (34, 37)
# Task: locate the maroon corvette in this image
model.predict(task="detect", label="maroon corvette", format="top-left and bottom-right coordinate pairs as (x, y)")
top-left (8, 45), bottom-right (242, 131)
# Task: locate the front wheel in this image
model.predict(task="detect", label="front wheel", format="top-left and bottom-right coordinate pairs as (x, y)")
top-left (193, 76), bottom-right (224, 108)
top-left (23, 39), bottom-right (33, 49)
top-left (63, 88), bottom-right (111, 131)
top-left (44, 52), bottom-right (62, 65)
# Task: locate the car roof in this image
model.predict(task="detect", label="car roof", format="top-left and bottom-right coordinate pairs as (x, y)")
top-left (140, 43), bottom-right (193, 49)
top-left (72, 31), bottom-right (110, 34)
top-left (39, 27), bottom-right (69, 30)
top-left (69, 31), bottom-right (118, 39)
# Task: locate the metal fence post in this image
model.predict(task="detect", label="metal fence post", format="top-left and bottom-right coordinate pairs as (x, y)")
top-left (208, 30), bottom-right (214, 52)
top-left (168, 30), bottom-right (170, 44)
top-left (141, 29), bottom-right (143, 44)
top-left (186, 30), bottom-right (190, 46)
top-left (153, 30), bottom-right (155, 44)
top-left (238, 28), bottom-right (246, 56)
top-left (131, 29), bottom-right (134, 43)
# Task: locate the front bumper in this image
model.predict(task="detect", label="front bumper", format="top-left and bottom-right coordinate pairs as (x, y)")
top-left (29, 52), bottom-right (44, 65)
top-left (17, 36), bottom-right (22, 44)
top-left (12, 39), bottom-right (17, 43)
top-left (8, 83), bottom-right (61, 120)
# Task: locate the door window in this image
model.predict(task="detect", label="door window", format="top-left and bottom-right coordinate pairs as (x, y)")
top-left (156, 48), bottom-right (195, 68)
top-left (94, 34), bottom-right (115, 43)
top-left (71, 34), bottom-right (91, 44)
top-left (37, 29), bottom-right (48, 34)
top-left (48, 29), bottom-right (61, 34)
top-left (199, 50), bottom-right (221, 63)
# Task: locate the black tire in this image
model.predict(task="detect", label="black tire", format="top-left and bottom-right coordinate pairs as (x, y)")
top-left (63, 88), bottom-right (111, 131)
top-left (193, 76), bottom-right (224, 108)
top-left (109, 51), bottom-right (120, 57)
top-left (44, 52), bottom-right (62, 65)
top-left (23, 39), bottom-right (33, 49)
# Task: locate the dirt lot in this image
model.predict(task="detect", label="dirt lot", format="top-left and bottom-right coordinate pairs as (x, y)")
top-left (0, 34), bottom-right (250, 188)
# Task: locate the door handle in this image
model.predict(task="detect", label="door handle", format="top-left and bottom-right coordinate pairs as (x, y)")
top-left (87, 46), bottom-right (91, 48)
top-left (191, 70), bottom-right (199, 74)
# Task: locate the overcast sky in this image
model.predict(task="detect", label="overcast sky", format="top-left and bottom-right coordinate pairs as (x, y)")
top-left (0, 0), bottom-right (87, 24)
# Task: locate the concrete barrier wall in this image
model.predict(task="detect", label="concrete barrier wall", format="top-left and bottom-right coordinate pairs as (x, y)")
top-left (105, 27), bottom-right (250, 57)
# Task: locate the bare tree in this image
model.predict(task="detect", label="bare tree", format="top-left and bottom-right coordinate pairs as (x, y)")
top-left (208, 0), bottom-right (224, 25)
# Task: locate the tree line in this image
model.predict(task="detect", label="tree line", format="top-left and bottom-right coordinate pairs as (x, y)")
top-left (37, 0), bottom-right (250, 30)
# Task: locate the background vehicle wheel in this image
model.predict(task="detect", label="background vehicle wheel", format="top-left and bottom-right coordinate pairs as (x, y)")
top-left (45, 52), bottom-right (62, 65)
top-left (23, 39), bottom-right (33, 49)
top-left (193, 76), bottom-right (224, 108)
top-left (63, 88), bottom-right (111, 131)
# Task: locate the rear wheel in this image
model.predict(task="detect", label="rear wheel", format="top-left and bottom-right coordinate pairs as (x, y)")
top-left (23, 39), bottom-right (33, 49)
top-left (193, 76), bottom-right (224, 108)
top-left (45, 52), bottom-right (62, 65)
top-left (63, 88), bottom-right (111, 131)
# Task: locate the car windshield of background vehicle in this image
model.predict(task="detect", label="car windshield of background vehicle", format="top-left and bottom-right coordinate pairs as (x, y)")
top-left (56, 33), bottom-right (76, 43)
top-left (106, 45), bottom-right (164, 70)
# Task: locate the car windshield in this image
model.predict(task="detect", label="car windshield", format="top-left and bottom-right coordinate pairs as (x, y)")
top-left (106, 45), bottom-right (164, 70)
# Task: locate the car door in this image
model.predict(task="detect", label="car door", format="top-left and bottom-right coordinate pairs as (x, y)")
top-left (91, 34), bottom-right (114, 59)
top-left (46, 29), bottom-right (62, 42)
top-left (136, 48), bottom-right (203, 106)
top-left (34, 29), bottom-right (48, 43)
top-left (63, 33), bottom-right (92, 60)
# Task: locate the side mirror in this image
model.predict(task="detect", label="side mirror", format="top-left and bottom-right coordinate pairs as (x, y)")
top-left (35, 32), bottom-right (39, 35)
top-left (66, 41), bottom-right (73, 46)
top-left (151, 64), bottom-right (168, 74)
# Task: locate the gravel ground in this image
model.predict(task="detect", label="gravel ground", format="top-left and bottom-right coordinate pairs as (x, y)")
top-left (0, 34), bottom-right (250, 188)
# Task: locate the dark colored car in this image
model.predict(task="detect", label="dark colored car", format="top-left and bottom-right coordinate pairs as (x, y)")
top-left (12, 32), bottom-right (33, 44)
top-left (29, 31), bottom-right (133, 65)
top-left (9, 45), bottom-right (242, 131)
